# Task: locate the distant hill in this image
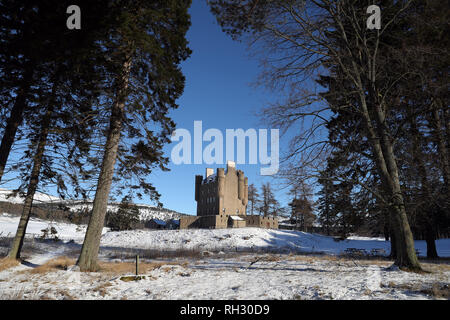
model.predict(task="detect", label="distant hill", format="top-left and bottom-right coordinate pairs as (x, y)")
top-left (0, 188), bottom-right (187, 222)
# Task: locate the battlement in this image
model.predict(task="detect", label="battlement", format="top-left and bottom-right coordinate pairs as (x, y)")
top-left (185, 162), bottom-right (277, 229)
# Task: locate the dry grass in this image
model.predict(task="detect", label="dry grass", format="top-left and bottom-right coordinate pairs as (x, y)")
top-left (107, 248), bottom-right (203, 261)
top-left (92, 282), bottom-right (113, 297)
top-left (98, 260), bottom-right (181, 275)
top-left (1, 288), bottom-right (25, 300)
top-left (423, 283), bottom-right (450, 299)
top-left (16, 255), bottom-right (186, 276)
top-left (382, 281), bottom-right (450, 299)
top-left (261, 254), bottom-right (281, 262)
top-left (0, 257), bottom-right (20, 272)
top-left (57, 289), bottom-right (76, 300)
top-left (26, 256), bottom-right (76, 274)
top-left (421, 262), bottom-right (450, 273)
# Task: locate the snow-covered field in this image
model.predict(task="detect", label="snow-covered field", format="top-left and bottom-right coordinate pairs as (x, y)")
top-left (0, 213), bottom-right (449, 300)
top-left (100, 227), bottom-right (450, 258)
top-left (2, 213), bottom-right (448, 258)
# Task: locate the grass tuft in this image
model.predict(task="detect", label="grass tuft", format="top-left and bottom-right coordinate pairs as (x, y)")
top-left (27, 256), bottom-right (76, 274)
top-left (0, 257), bottom-right (20, 272)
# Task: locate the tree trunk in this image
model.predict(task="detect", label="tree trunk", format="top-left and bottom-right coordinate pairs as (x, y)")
top-left (357, 88), bottom-right (421, 270)
top-left (0, 65), bottom-right (34, 182)
top-left (431, 101), bottom-right (450, 195)
top-left (77, 56), bottom-right (132, 272)
top-left (8, 90), bottom-right (55, 259)
top-left (389, 224), bottom-right (397, 260)
top-left (425, 224), bottom-right (438, 259)
top-left (409, 109), bottom-right (439, 259)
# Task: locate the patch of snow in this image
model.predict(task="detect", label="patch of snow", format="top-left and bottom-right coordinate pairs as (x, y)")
top-left (0, 213), bottom-right (107, 241)
top-left (0, 188), bottom-right (61, 204)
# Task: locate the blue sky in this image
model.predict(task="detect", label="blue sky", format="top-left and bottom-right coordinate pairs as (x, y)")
top-left (1, 0), bottom-right (297, 215)
top-left (149, 1), bottom-right (292, 215)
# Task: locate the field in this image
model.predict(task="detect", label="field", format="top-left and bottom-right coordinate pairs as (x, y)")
top-left (0, 213), bottom-right (449, 300)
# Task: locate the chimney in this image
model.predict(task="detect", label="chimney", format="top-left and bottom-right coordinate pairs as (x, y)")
top-left (206, 168), bottom-right (214, 178)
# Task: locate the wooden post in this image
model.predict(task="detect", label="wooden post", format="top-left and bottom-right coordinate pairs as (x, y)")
top-left (135, 254), bottom-right (139, 275)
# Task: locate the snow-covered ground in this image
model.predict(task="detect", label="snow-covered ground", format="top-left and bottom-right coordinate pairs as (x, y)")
top-left (100, 227), bottom-right (450, 258)
top-left (0, 213), bottom-right (107, 240)
top-left (0, 213), bottom-right (449, 300)
top-left (1, 213), bottom-right (449, 257)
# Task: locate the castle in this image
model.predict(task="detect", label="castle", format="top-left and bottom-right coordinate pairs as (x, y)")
top-left (180, 161), bottom-right (278, 229)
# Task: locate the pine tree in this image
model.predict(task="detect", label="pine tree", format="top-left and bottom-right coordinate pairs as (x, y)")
top-left (7, 1), bottom-right (113, 259)
top-left (258, 182), bottom-right (280, 217)
top-left (247, 183), bottom-right (260, 215)
top-left (209, 0), bottom-right (424, 270)
top-left (106, 196), bottom-right (140, 231)
top-left (77, 0), bottom-right (192, 271)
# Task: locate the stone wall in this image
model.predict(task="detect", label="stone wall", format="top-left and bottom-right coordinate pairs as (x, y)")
top-left (180, 214), bottom-right (229, 229)
top-left (245, 215), bottom-right (278, 229)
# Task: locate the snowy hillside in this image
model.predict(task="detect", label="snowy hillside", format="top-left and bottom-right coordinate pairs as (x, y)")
top-left (100, 226), bottom-right (450, 258)
top-left (0, 188), bottom-right (61, 204)
top-left (0, 213), bottom-right (107, 239)
top-left (0, 188), bottom-right (185, 222)
top-left (63, 201), bottom-right (184, 221)
top-left (1, 213), bottom-right (448, 258)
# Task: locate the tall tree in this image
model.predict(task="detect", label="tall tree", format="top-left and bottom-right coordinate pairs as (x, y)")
top-left (7, 1), bottom-right (112, 259)
top-left (247, 183), bottom-right (260, 215)
top-left (209, 0), bottom-right (424, 270)
top-left (0, 1), bottom-right (41, 182)
top-left (258, 182), bottom-right (280, 217)
top-left (77, 0), bottom-right (192, 271)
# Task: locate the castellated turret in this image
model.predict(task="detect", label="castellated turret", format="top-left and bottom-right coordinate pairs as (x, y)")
top-left (181, 161), bottom-right (278, 229)
top-left (195, 160), bottom-right (247, 216)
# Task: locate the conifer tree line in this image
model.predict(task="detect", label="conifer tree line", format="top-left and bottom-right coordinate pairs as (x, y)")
top-left (209, 0), bottom-right (449, 271)
top-left (0, 0), bottom-right (191, 271)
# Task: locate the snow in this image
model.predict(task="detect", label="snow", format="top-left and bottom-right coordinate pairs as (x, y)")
top-left (61, 201), bottom-right (183, 222)
top-left (0, 188), bottom-right (61, 204)
top-left (0, 212), bottom-right (448, 257)
top-left (99, 227), bottom-right (450, 258)
top-left (0, 188), bottom-right (185, 223)
top-left (0, 247), bottom-right (448, 300)
top-left (0, 213), bottom-right (449, 300)
top-left (0, 213), bottom-right (108, 240)
top-left (230, 215), bottom-right (244, 221)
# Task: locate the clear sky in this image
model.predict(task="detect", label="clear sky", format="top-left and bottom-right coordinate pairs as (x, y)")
top-left (1, 0), bottom-right (295, 215)
top-left (148, 0), bottom-right (291, 215)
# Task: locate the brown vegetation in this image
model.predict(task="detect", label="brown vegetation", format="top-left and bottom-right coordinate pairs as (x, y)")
top-left (0, 257), bottom-right (20, 271)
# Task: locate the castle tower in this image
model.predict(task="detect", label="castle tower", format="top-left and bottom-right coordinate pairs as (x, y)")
top-left (180, 161), bottom-right (277, 229)
top-left (195, 161), bottom-right (248, 216)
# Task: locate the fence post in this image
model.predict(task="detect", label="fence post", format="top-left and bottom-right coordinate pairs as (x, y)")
top-left (136, 255), bottom-right (139, 276)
